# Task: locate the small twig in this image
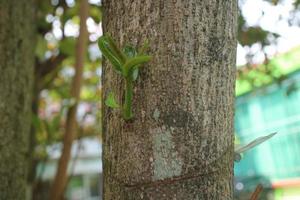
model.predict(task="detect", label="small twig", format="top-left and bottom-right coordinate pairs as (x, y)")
top-left (250, 184), bottom-right (263, 200)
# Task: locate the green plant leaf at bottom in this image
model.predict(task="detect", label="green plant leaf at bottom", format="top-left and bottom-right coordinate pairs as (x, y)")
top-left (105, 91), bottom-right (120, 109)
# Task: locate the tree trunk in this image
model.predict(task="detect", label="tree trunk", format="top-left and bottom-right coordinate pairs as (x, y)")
top-left (102, 0), bottom-right (237, 199)
top-left (50, 0), bottom-right (89, 199)
top-left (0, 0), bottom-right (36, 199)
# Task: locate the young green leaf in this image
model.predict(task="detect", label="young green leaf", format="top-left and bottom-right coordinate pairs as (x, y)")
top-left (98, 36), bottom-right (123, 74)
top-left (124, 55), bottom-right (152, 77)
top-left (123, 45), bottom-right (140, 80)
top-left (105, 91), bottom-right (120, 109)
top-left (97, 35), bottom-right (152, 120)
top-left (106, 35), bottom-right (127, 63)
top-left (138, 40), bottom-right (150, 55)
top-left (123, 45), bottom-right (137, 58)
top-left (132, 68), bottom-right (139, 81)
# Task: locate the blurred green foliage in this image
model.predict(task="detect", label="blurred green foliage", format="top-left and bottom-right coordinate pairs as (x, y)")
top-left (237, 0), bottom-right (300, 96)
top-left (30, 1), bottom-right (102, 189)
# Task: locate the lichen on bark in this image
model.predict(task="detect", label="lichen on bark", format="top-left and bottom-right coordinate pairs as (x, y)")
top-left (151, 127), bottom-right (183, 180)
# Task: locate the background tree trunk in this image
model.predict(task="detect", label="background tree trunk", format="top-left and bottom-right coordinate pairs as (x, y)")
top-left (102, 1), bottom-right (237, 199)
top-left (50, 0), bottom-right (89, 199)
top-left (0, 0), bottom-right (36, 199)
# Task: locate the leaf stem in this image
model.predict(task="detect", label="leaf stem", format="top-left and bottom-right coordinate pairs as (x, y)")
top-left (123, 78), bottom-right (133, 120)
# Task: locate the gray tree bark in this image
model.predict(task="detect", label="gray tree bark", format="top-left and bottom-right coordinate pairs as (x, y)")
top-left (0, 0), bottom-right (35, 199)
top-left (102, 1), bottom-right (237, 199)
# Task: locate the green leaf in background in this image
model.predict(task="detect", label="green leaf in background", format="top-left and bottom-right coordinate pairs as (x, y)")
top-left (60, 38), bottom-right (76, 56)
top-left (90, 6), bottom-right (102, 23)
top-left (105, 91), bottom-right (120, 109)
top-left (35, 35), bottom-right (48, 60)
top-left (63, 97), bottom-right (77, 108)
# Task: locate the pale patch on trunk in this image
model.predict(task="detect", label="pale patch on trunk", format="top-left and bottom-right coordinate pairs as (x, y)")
top-left (151, 127), bottom-right (183, 180)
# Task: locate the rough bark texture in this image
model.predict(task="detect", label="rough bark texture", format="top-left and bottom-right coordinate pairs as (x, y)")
top-left (0, 0), bottom-right (36, 199)
top-left (50, 0), bottom-right (89, 199)
top-left (102, 1), bottom-right (237, 199)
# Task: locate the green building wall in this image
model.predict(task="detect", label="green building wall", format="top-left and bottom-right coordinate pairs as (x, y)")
top-left (234, 70), bottom-right (300, 183)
